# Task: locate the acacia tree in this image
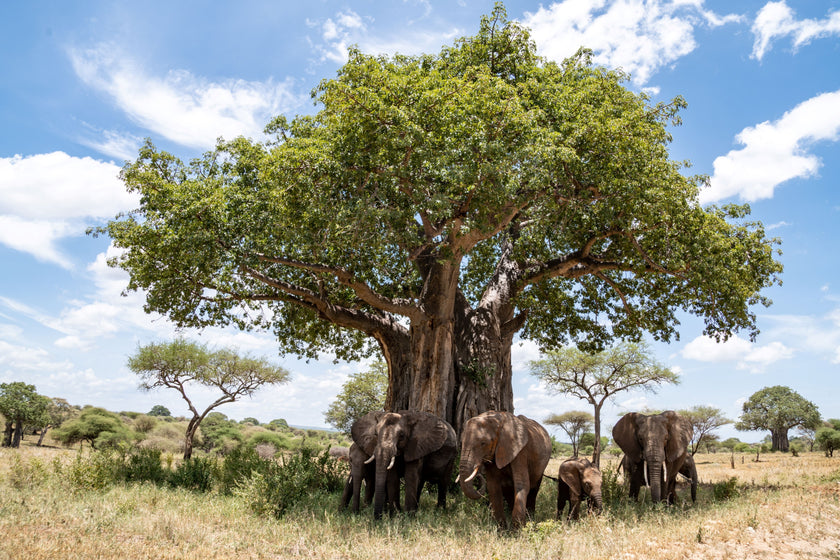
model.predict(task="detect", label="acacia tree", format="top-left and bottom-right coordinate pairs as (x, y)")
top-left (127, 338), bottom-right (290, 459)
top-left (35, 397), bottom-right (75, 446)
top-left (530, 341), bottom-right (679, 467)
top-left (324, 360), bottom-right (388, 433)
top-left (735, 385), bottom-right (820, 452)
top-left (101, 7), bottom-right (781, 436)
top-left (545, 410), bottom-right (593, 458)
top-left (678, 405), bottom-right (732, 455)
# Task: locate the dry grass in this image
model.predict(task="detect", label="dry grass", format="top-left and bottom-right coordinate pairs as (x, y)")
top-left (2, 444), bottom-right (839, 559)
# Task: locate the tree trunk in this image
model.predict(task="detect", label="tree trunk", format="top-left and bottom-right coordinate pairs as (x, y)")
top-left (771, 429), bottom-right (789, 452)
top-left (11, 421), bottom-right (22, 448)
top-left (2, 421), bottom-right (12, 447)
top-left (184, 418), bottom-right (199, 460)
top-left (37, 426), bottom-right (50, 446)
top-left (592, 404), bottom-right (603, 468)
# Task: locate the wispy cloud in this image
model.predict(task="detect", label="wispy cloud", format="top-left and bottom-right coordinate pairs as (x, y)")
top-left (752, 1), bottom-right (840, 60)
top-left (680, 334), bottom-right (794, 373)
top-left (68, 44), bottom-right (303, 150)
top-left (522, 0), bottom-right (741, 85)
top-left (702, 89), bottom-right (840, 204)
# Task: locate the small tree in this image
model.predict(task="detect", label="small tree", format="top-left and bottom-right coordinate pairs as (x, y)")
top-left (324, 360), bottom-right (388, 434)
top-left (735, 385), bottom-right (820, 452)
top-left (0, 382), bottom-right (50, 448)
top-left (128, 338), bottom-right (291, 459)
top-left (149, 405), bottom-right (171, 417)
top-left (52, 407), bottom-right (135, 449)
top-left (35, 397), bottom-right (75, 446)
top-left (816, 419), bottom-right (840, 457)
top-left (530, 341), bottom-right (679, 467)
top-left (544, 410), bottom-right (593, 458)
top-left (678, 405), bottom-right (733, 455)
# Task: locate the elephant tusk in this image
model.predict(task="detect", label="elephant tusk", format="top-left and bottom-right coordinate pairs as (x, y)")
top-left (454, 474), bottom-right (460, 483)
top-left (364, 455), bottom-right (375, 465)
top-left (464, 465), bottom-right (480, 483)
top-left (387, 456), bottom-right (395, 470)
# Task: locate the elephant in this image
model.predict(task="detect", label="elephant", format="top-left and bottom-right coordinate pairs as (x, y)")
top-left (339, 442), bottom-right (378, 513)
top-left (556, 457), bottom-right (603, 520)
top-left (678, 454), bottom-right (698, 503)
top-left (459, 411), bottom-right (551, 529)
top-left (619, 451), bottom-right (697, 504)
top-left (612, 411), bottom-right (693, 504)
top-left (351, 410), bottom-right (457, 519)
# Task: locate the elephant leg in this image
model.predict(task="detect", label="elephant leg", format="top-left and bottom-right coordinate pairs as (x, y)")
top-left (526, 477), bottom-right (542, 516)
top-left (509, 461), bottom-right (531, 529)
top-left (569, 497), bottom-right (581, 521)
top-left (557, 480), bottom-right (570, 520)
top-left (386, 469), bottom-right (401, 515)
top-left (485, 467), bottom-right (508, 528)
top-left (340, 474), bottom-right (352, 511)
top-left (404, 463), bottom-right (421, 513)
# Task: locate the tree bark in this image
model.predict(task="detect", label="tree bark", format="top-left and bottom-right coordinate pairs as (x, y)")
top-left (771, 429), bottom-right (789, 452)
top-left (11, 421), bottom-right (22, 448)
top-left (37, 426), bottom-right (50, 446)
top-left (2, 421), bottom-right (12, 447)
top-left (592, 404), bottom-right (603, 468)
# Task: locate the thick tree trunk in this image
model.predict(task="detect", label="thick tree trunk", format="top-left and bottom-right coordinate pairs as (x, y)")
top-left (2, 421), bottom-right (12, 447)
top-left (771, 429), bottom-right (789, 452)
top-left (11, 421), bottom-right (22, 448)
top-left (184, 418), bottom-right (199, 460)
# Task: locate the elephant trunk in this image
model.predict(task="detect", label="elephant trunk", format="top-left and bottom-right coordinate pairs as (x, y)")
top-left (590, 491), bottom-right (603, 514)
top-left (459, 452), bottom-right (483, 501)
top-left (647, 460), bottom-right (663, 503)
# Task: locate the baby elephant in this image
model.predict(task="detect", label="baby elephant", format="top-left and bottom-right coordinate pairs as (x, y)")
top-left (557, 457), bottom-right (603, 520)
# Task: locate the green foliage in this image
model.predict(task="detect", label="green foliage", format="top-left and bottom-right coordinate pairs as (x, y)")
top-left (712, 477), bottom-right (739, 501)
top-left (6, 453), bottom-right (50, 489)
top-left (678, 405), bottom-right (732, 455)
top-left (600, 464), bottom-right (623, 506)
top-left (267, 418), bottom-right (290, 432)
top-left (736, 386), bottom-right (821, 451)
top-left (234, 447), bottom-right (346, 517)
top-left (0, 382), bottom-right (50, 447)
top-left (149, 405), bottom-right (171, 417)
top-left (168, 457), bottom-right (216, 492)
top-left (816, 425), bottom-right (840, 457)
top-left (199, 413), bottom-right (245, 453)
top-left (217, 445), bottom-right (267, 495)
top-left (545, 410), bottom-right (592, 457)
top-left (324, 360), bottom-right (387, 433)
top-left (53, 407), bottom-right (138, 450)
top-left (246, 431), bottom-right (293, 451)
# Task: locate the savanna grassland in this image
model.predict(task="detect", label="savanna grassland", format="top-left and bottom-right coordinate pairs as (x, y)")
top-left (2, 443), bottom-right (840, 560)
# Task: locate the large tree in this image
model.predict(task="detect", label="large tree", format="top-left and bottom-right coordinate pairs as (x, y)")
top-left (678, 405), bottom-right (732, 456)
top-left (529, 341), bottom-right (679, 467)
top-left (735, 385), bottom-right (820, 452)
top-left (127, 338), bottom-right (290, 459)
top-left (101, 6), bottom-right (781, 435)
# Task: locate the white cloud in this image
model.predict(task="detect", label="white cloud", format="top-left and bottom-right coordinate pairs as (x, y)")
top-left (0, 152), bottom-right (134, 266)
top-left (81, 129), bottom-right (144, 162)
top-left (522, 0), bottom-right (740, 85)
top-left (681, 334), bottom-right (794, 372)
top-left (307, 9), bottom-right (460, 65)
top-left (69, 44), bottom-right (302, 150)
top-left (752, 1), bottom-right (840, 60)
top-left (703, 90), bottom-right (840, 205)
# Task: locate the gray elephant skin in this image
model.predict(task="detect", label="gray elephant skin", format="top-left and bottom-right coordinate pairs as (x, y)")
top-left (613, 411), bottom-right (693, 504)
top-left (339, 442), bottom-right (378, 513)
top-left (556, 456), bottom-right (603, 520)
top-left (351, 410), bottom-right (457, 519)
top-left (459, 411), bottom-right (551, 529)
top-left (679, 454), bottom-right (698, 503)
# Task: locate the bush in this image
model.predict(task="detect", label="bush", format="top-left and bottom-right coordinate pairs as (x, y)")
top-left (121, 447), bottom-right (168, 485)
top-left (62, 450), bottom-right (123, 491)
top-left (6, 453), bottom-right (50, 489)
top-left (168, 456), bottom-right (216, 492)
top-left (712, 477), bottom-right (739, 501)
top-left (217, 445), bottom-right (268, 495)
top-left (235, 447), bottom-right (345, 517)
top-left (600, 464), bottom-right (623, 505)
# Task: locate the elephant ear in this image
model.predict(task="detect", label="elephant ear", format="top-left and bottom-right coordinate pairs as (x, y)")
top-left (613, 413), bottom-right (642, 461)
top-left (495, 413), bottom-right (529, 469)
top-left (559, 460), bottom-right (581, 495)
top-left (350, 411), bottom-right (382, 457)
top-left (664, 411), bottom-right (693, 463)
top-left (403, 411), bottom-right (450, 463)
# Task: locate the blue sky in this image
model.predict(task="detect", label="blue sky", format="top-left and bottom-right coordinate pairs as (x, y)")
top-left (1, 1), bottom-right (839, 442)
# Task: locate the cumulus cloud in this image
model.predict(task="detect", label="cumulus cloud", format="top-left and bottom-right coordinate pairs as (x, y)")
top-left (69, 44), bottom-right (302, 150)
top-left (680, 335), bottom-right (793, 372)
top-left (0, 152), bottom-right (134, 267)
top-left (522, 0), bottom-right (741, 85)
top-left (702, 90), bottom-right (840, 205)
top-left (752, 1), bottom-right (840, 60)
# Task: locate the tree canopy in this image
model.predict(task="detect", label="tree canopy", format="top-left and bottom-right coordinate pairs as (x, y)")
top-left (530, 341), bottom-right (679, 466)
top-left (52, 407), bottom-right (136, 450)
top-left (544, 410), bottom-right (593, 458)
top-left (101, 5), bottom-right (781, 434)
top-left (0, 382), bottom-right (50, 448)
top-left (678, 405), bottom-right (732, 456)
top-left (735, 385), bottom-right (820, 452)
top-left (324, 360), bottom-right (388, 433)
top-left (127, 338), bottom-right (290, 459)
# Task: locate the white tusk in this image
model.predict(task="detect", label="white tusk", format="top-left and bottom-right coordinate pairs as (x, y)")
top-left (463, 465), bottom-right (480, 483)
top-left (364, 455), bottom-right (375, 464)
top-left (643, 460), bottom-right (649, 487)
top-left (387, 456), bottom-right (395, 470)
top-left (454, 475), bottom-right (460, 483)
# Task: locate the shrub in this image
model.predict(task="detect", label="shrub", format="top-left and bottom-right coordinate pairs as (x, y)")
top-left (6, 453), bottom-right (50, 489)
top-left (217, 445), bottom-right (268, 495)
top-left (169, 456), bottom-right (216, 492)
top-left (600, 464), bottom-right (623, 505)
top-left (121, 447), bottom-right (168, 485)
top-left (62, 450), bottom-right (123, 491)
top-left (713, 477), bottom-right (739, 501)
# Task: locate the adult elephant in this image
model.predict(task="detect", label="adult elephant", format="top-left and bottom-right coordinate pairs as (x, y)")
top-left (459, 411), bottom-right (551, 529)
top-left (613, 411), bottom-right (693, 504)
top-left (557, 457), bottom-right (603, 520)
top-left (351, 410), bottom-right (457, 519)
